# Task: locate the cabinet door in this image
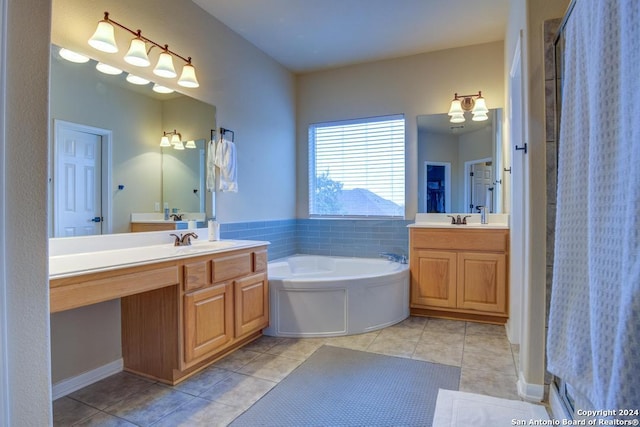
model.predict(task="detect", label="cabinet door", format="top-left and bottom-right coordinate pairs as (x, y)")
top-left (411, 250), bottom-right (457, 308)
top-left (234, 273), bottom-right (269, 337)
top-left (184, 282), bottom-right (233, 364)
top-left (457, 252), bottom-right (506, 314)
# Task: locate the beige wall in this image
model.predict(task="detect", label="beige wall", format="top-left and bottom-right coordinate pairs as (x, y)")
top-left (48, 0), bottom-right (296, 387)
top-left (296, 41), bottom-right (505, 219)
top-left (3, 0), bottom-right (53, 424)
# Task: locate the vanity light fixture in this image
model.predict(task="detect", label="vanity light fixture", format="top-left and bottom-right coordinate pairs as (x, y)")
top-left (160, 130), bottom-right (195, 150)
top-left (152, 84), bottom-right (174, 94)
top-left (125, 74), bottom-right (150, 85)
top-left (59, 48), bottom-right (90, 63)
top-left (95, 62), bottom-right (123, 75)
top-left (447, 91), bottom-right (489, 123)
top-left (88, 11), bottom-right (199, 88)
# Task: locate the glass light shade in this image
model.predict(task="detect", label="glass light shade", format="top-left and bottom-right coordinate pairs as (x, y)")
top-left (125, 74), bottom-right (150, 85)
top-left (95, 62), bottom-right (122, 75)
top-left (152, 84), bottom-right (174, 94)
top-left (178, 64), bottom-right (199, 88)
top-left (124, 38), bottom-right (150, 67)
top-left (59, 48), bottom-right (90, 63)
top-left (472, 96), bottom-right (489, 115)
top-left (88, 20), bottom-right (118, 53)
top-left (448, 99), bottom-right (464, 116)
top-left (449, 113), bottom-right (465, 123)
top-left (170, 134), bottom-right (181, 145)
top-left (472, 112), bottom-right (489, 122)
top-left (185, 140), bottom-right (196, 149)
top-left (173, 140), bottom-right (185, 150)
top-left (159, 136), bottom-right (171, 147)
top-left (153, 52), bottom-right (177, 78)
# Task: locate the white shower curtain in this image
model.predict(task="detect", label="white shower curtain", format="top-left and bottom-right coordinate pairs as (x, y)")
top-left (547, 0), bottom-right (639, 412)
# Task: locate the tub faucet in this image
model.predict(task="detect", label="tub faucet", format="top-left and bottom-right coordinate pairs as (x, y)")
top-left (170, 232), bottom-right (198, 246)
top-left (379, 252), bottom-right (408, 264)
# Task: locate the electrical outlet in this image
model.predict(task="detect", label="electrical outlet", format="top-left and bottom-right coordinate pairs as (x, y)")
top-left (154, 202), bottom-right (160, 212)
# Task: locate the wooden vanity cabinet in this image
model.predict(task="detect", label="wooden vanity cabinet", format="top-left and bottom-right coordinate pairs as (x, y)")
top-left (121, 245), bottom-right (269, 384)
top-left (409, 228), bottom-right (508, 324)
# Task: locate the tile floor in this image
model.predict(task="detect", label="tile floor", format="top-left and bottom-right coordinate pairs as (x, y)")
top-left (53, 316), bottom-right (521, 426)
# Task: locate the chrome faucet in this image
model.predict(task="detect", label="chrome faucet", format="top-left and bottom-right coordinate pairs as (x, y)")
top-left (379, 252), bottom-right (408, 264)
top-left (170, 232), bottom-right (198, 246)
top-left (447, 215), bottom-right (472, 225)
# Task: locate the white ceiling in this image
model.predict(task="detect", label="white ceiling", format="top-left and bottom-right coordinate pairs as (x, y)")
top-left (192, 0), bottom-right (510, 73)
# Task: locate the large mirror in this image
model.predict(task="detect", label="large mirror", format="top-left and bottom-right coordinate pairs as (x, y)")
top-left (417, 109), bottom-right (503, 214)
top-left (49, 45), bottom-right (215, 236)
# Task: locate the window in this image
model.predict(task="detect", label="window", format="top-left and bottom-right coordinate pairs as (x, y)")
top-left (309, 114), bottom-right (405, 217)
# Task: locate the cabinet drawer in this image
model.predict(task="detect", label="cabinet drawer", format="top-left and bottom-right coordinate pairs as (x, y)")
top-left (411, 229), bottom-right (507, 252)
top-left (253, 249), bottom-right (268, 272)
top-left (183, 259), bottom-right (210, 292)
top-left (212, 252), bottom-right (252, 283)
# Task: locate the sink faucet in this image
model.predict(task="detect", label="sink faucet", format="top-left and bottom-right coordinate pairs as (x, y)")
top-left (170, 232), bottom-right (198, 246)
top-left (169, 213), bottom-right (184, 221)
top-left (446, 215), bottom-right (472, 225)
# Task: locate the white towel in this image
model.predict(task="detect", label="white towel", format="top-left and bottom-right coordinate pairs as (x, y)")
top-left (214, 137), bottom-right (238, 192)
top-left (206, 139), bottom-right (216, 192)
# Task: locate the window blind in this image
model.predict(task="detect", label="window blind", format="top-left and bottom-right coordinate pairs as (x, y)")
top-left (309, 114), bottom-right (405, 217)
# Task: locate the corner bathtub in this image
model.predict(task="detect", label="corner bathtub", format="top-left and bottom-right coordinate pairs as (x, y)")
top-left (263, 255), bottom-right (409, 337)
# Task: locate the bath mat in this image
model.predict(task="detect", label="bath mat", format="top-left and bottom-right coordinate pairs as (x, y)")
top-left (432, 389), bottom-right (550, 426)
top-left (230, 345), bottom-right (460, 427)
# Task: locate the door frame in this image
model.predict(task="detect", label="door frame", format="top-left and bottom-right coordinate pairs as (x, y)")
top-left (53, 120), bottom-right (113, 235)
top-left (424, 161), bottom-right (451, 213)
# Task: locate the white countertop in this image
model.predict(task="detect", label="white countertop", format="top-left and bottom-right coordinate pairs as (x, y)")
top-left (49, 230), bottom-right (269, 279)
top-left (408, 213), bottom-right (509, 230)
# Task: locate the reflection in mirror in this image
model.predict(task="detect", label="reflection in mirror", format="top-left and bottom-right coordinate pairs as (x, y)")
top-left (49, 45), bottom-right (215, 236)
top-left (162, 139), bottom-right (206, 213)
top-left (417, 109), bottom-right (503, 214)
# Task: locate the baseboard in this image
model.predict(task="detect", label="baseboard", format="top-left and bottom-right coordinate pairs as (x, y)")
top-left (549, 382), bottom-right (571, 420)
top-left (517, 371), bottom-right (545, 402)
top-left (52, 359), bottom-right (123, 400)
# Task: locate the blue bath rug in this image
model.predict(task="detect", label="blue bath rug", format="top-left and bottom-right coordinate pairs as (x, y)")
top-left (230, 344), bottom-right (460, 427)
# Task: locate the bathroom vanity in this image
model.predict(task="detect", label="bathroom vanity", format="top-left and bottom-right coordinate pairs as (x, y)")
top-left (49, 235), bottom-right (269, 385)
top-left (408, 214), bottom-right (509, 324)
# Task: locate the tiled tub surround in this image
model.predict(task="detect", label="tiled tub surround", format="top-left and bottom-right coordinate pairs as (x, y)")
top-left (220, 218), bottom-right (412, 261)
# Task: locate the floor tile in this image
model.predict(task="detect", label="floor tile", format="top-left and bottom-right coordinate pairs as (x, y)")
top-left (265, 338), bottom-right (326, 360)
top-left (236, 353), bottom-right (303, 382)
top-left (397, 316), bottom-right (428, 330)
top-left (152, 397), bottom-right (245, 427)
top-left (413, 339), bottom-right (464, 367)
top-left (53, 397), bottom-right (99, 426)
top-left (465, 322), bottom-right (507, 337)
top-left (103, 384), bottom-right (194, 426)
top-left (424, 317), bottom-right (467, 334)
top-left (462, 349), bottom-right (518, 376)
top-left (459, 366), bottom-right (519, 400)
top-left (241, 335), bottom-right (287, 353)
top-left (199, 372), bottom-right (276, 409)
top-left (171, 366), bottom-right (233, 396)
top-left (323, 331), bottom-right (379, 351)
top-left (68, 372), bottom-right (155, 410)
top-left (73, 411), bottom-right (137, 426)
top-left (464, 333), bottom-right (512, 356)
top-left (367, 335), bottom-right (417, 358)
top-left (377, 324), bottom-right (424, 342)
top-left (212, 348), bottom-right (262, 372)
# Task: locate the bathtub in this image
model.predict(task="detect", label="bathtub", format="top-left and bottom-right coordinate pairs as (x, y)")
top-left (263, 255), bottom-right (409, 337)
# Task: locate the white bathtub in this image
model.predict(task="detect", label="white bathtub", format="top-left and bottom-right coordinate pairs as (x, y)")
top-left (263, 255), bottom-right (409, 337)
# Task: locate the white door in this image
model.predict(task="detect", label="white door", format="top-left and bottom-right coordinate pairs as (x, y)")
top-left (54, 126), bottom-right (103, 236)
top-left (470, 161), bottom-right (494, 212)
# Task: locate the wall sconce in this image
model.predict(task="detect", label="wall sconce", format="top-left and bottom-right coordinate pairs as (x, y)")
top-left (160, 130), bottom-right (197, 150)
top-left (88, 11), bottom-right (199, 88)
top-left (447, 91), bottom-right (489, 123)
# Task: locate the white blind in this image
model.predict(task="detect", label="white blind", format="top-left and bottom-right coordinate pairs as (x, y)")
top-left (309, 114), bottom-right (405, 217)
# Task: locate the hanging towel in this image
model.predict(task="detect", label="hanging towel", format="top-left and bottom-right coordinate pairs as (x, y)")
top-left (547, 0), bottom-right (640, 412)
top-left (214, 137), bottom-right (238, 192)
top-left (206, 139), bottom-right (216, 192)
